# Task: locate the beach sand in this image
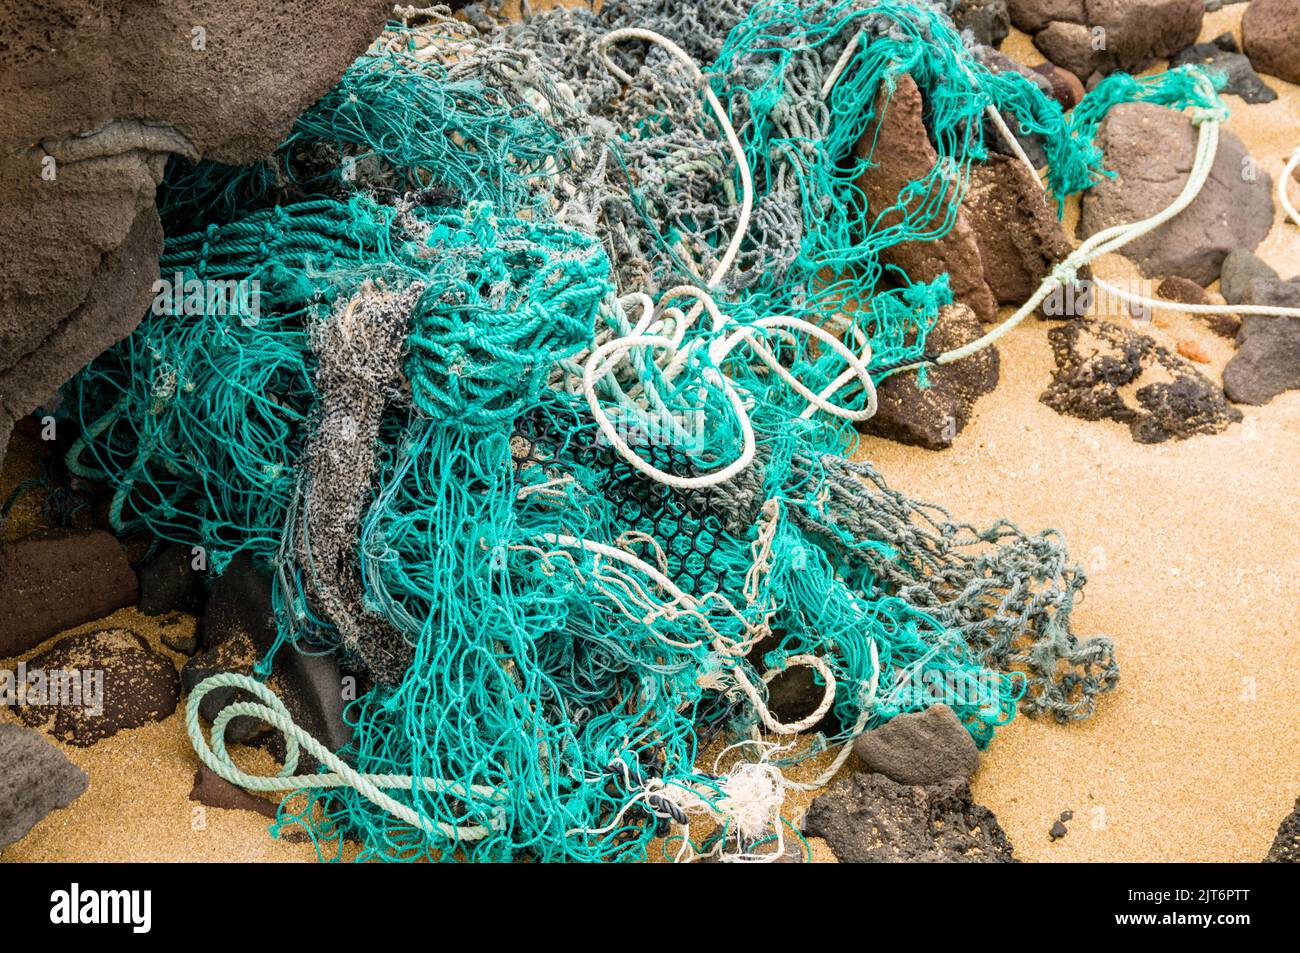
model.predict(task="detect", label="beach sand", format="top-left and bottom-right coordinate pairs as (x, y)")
top-left (2, 4), bottom-right (1297, 863)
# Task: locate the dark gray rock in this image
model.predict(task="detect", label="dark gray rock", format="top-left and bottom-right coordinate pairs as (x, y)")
top-left (0, 722), bottom-right (88, 851)
top-left (17, 628), bottom-right (180, 746)
top-left (855, 74), bottom-right (998, 323)
top-left (1171, 37), bottom-right (1278, 104)
top-left (1241, 279), bottom-right (1300, 312)
top-left (270, 646), bottom-right (356, 758)
top-left (1078, 102), bottom-right (1274, 286)
top-left (1219, 249), bottom-right (1281, 305)
top-left (1050, 819), bottom-right (1069, 839)
top-left (1265, 797), bottom-right (1300, 863)
top-left (1224, 316), bottom-right (1300, 406)
top-left (860, 304), bottom-right (1000, 449)
top-left (0, 529), bottom-right (137, 659)
top-left (138, 541), bottom-right (204, 617)
top-left (950, 0), bottom-right (1011, 48)
top-left (0, 0), bottom-right (394, 472)
top-left (1040, 318), bottom-right (1242, 443)
top-left (1243, 0), bottom-right (1300, 86)
top-left (0, 2), bottom-right (393, 162)
top-left (803, 773), bottom-right (1017, 862)
top-left (852, 705), bottom-right (979, 785)
top-left (183, 554), bottom-right (277, 744)
top-left (198, 552), bottom-right (276, 654)
top-left (0, 150), bottom-right (165, 459)
top-left (184, 554), bottom-right (354, 757)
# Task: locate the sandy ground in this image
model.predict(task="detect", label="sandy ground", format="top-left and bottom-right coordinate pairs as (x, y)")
top-left (2, 5), bottom-right (1297, 863)
top-left (883, 5), bottom-right (1300, 864)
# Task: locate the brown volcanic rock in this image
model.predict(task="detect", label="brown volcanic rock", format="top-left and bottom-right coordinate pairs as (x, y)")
top-left (16, 628), bottom-right (180, 746)
top-left (1009, 0), bottom-right (1203, 81)
top-left (0, 530), bottom-right (138, 659)
top-left (854, 74), bottom-right (998, 323)
top-left (189, 765), bottom-right (278, 820)
top-left (965, 153), bottom-right (1080, 310)
top-left (1243, 0), bottom-right (1300, 86)
top-left (860, 304), bottom-right (1000, 449)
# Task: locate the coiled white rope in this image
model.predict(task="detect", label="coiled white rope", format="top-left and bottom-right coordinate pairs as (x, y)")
top-left (584, 27), bottom-right (878, 489)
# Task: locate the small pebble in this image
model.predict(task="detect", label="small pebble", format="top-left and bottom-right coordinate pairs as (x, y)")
top-left (1177, 339), bottom-right (1211, 363)
top-left (1050, 820), bottom-right (1069, 840)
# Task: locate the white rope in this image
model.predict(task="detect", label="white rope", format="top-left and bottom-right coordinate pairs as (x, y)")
top-left (927, 83), bottom-right (1300, 368)
top-left (937, 85), bottom-right (1300, 367)
top-left (586, 28), bottom-right (879, 489)
top-left (1281, 147), bottom-right (1300, 229)
top-left (1092, 277), bottom-right (1300, 319)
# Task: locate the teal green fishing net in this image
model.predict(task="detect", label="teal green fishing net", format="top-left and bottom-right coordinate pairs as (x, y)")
top-left (62, 0), bottom-right (1144, 861)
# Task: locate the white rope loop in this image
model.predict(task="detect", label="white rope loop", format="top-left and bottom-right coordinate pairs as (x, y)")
top-left (586, 27), bottom-right (879, 489)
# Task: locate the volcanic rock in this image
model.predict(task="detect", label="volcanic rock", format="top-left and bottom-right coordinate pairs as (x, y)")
top-left (852, 705), bottom-right (980, 785)
top-left (17, 628), bottom-right (180, 746)
top-left (859, 304), bottom-right (1000, 449)
top-left (855, 74), bottom-right (999, 322)
top-left (0, 529), bottom-right (137, 659)
top-left (1078, 102), bottom-right (1273, 286)
top-left (1243, 0), bottom-right (1300, 86)
top-left (1040, 318), bottom-right (1242, 442)
top-left (0, 722), bottom-right (88, 851)
top-left (803, 772), bottom-right (1017, 862)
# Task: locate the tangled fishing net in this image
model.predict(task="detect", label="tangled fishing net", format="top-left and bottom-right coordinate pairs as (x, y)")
top-left (57, 0), bottom-right (1208, 861)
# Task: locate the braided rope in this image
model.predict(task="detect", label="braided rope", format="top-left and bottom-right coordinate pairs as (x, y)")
top-left (185, 672), bottom-right (504, 841)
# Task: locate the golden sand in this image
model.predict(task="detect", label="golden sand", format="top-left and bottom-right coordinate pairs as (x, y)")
top-left (3, 5), bottom-right (1297, 863)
